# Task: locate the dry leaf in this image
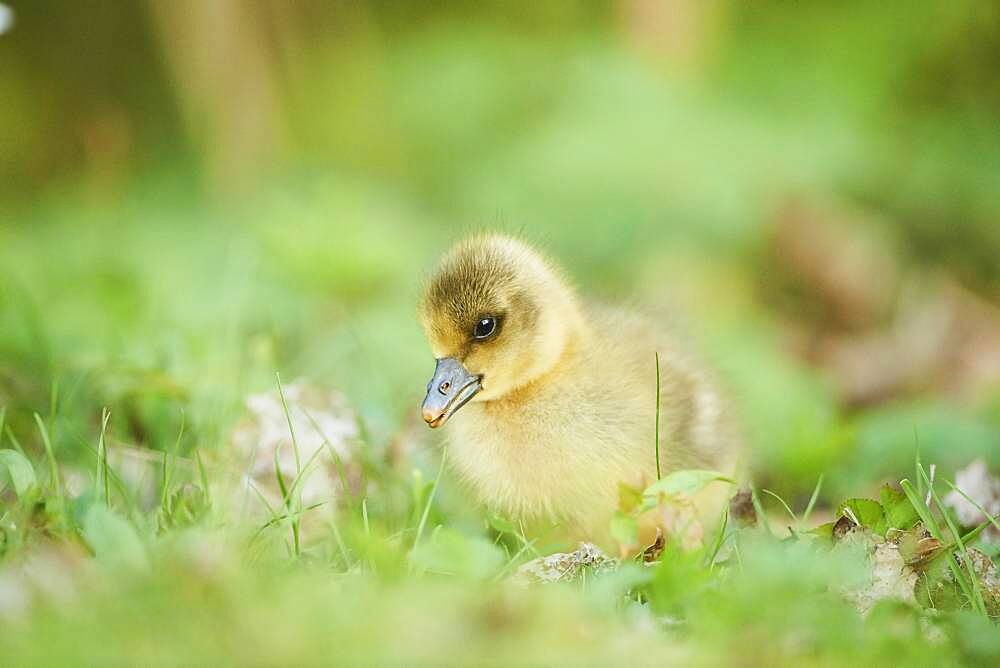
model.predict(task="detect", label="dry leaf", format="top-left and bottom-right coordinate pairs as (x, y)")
top-left (515, 543), bottom-right (619, 584)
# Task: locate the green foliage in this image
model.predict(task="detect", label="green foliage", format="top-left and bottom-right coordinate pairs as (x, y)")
top-left (880, 484), bottom-right (920, 535)
top-left (410, 528), bottom-right (505, 580)
top-left (643, 470), bottom-right (734, 501)
top-left (1, 406), bottom-right (998, 664)
top-left (0, 448), bottom-right (36, 497)
top-left (82, 505), bottom-right (149, 572)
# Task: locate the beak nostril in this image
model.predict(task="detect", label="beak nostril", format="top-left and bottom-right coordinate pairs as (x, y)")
top-left (422, 358), bottom-right (483, 429)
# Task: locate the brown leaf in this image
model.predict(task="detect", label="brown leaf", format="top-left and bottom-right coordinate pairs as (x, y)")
top-left (832, 515), bottom-right (857, 542)
top-left (641, 528), bottom-right (666, 563)
top-left (728, 489), bottom-right (756, 527)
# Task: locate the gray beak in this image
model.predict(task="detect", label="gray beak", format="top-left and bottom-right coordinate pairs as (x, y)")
top-left (421, 357), bottom-right (482, 428)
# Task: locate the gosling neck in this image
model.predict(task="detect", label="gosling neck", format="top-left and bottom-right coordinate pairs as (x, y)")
top-left (493, 277), bottom-right (587, 401)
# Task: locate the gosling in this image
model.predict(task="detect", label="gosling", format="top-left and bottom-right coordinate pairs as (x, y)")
top-left (418, 235), bottom-right (742, 546)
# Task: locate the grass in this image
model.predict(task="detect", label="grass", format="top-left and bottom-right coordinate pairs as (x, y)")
top-left (1, 367), bottom-right (996, 664)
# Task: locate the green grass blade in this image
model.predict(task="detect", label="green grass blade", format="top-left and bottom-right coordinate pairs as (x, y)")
top-left (412, 448), bottom-right (447, 551)
top-left (247, 480), bottom-right (282, 521)
top-left (275, 372), bottom-right (301, 476)
top-left (250, 502), bottom-right (327, 547)
top-left (944, 479), bottom-right (1000, 537)
top-left (74, 433), bottom-right (140, 524)
top-left (275, 372), bottom-right (303, 557)
top-left (301, 406), bottom-right (355, 496)
top-left (918, 465), bottom-right (987, 617)
top-left (271, 442), bottom-right (299, 557)
top-left (5, 424), bottom-right (28, 457)
top-left (801, 474), bottom-right (824, 526)
top-left (516, 520), bottom-right (543, 558)
top-left (959, 518), bottom-right (992, 546)
top-left (195, 449), bottom-right (211, 508)
top-left (761, 489), bottom-right (798, 524)
top-left (273, 444), bottom-right (289, 506)
top-left (899, 479), bottom-right (939, 535)
top-left (491, 537), bottom-right (539, 582)
top-left (97, 408), bottom-right (112, 507)
top-left (159, 410), bottom-right (185, 514)
top-left (902, 477), bottom-right (983, 616)
top-left (327, 516), bottom-right (352, 569)
top-left (34, 412), bottom-right (61, 501)
top-left (748, 483), bottom-right (774, 537)
top-left (706, 507), bottom-right (730, 571)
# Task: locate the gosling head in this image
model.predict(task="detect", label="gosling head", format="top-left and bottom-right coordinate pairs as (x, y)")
top-left (418, 235), bottom-right (583, 428)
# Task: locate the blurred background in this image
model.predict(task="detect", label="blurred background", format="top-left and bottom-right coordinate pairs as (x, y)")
top-left (1, 0), bottom-right (998, 504)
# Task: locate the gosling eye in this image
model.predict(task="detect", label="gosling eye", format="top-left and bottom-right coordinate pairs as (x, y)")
top-left (472, 316), bottom-right (498, 340)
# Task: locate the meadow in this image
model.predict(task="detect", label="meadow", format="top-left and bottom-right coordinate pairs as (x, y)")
top-left (1, 2), bottom-right (999, 665)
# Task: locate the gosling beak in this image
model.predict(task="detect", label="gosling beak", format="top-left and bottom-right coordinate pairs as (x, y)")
top-left (421, 357), bottom-right (482, 428)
